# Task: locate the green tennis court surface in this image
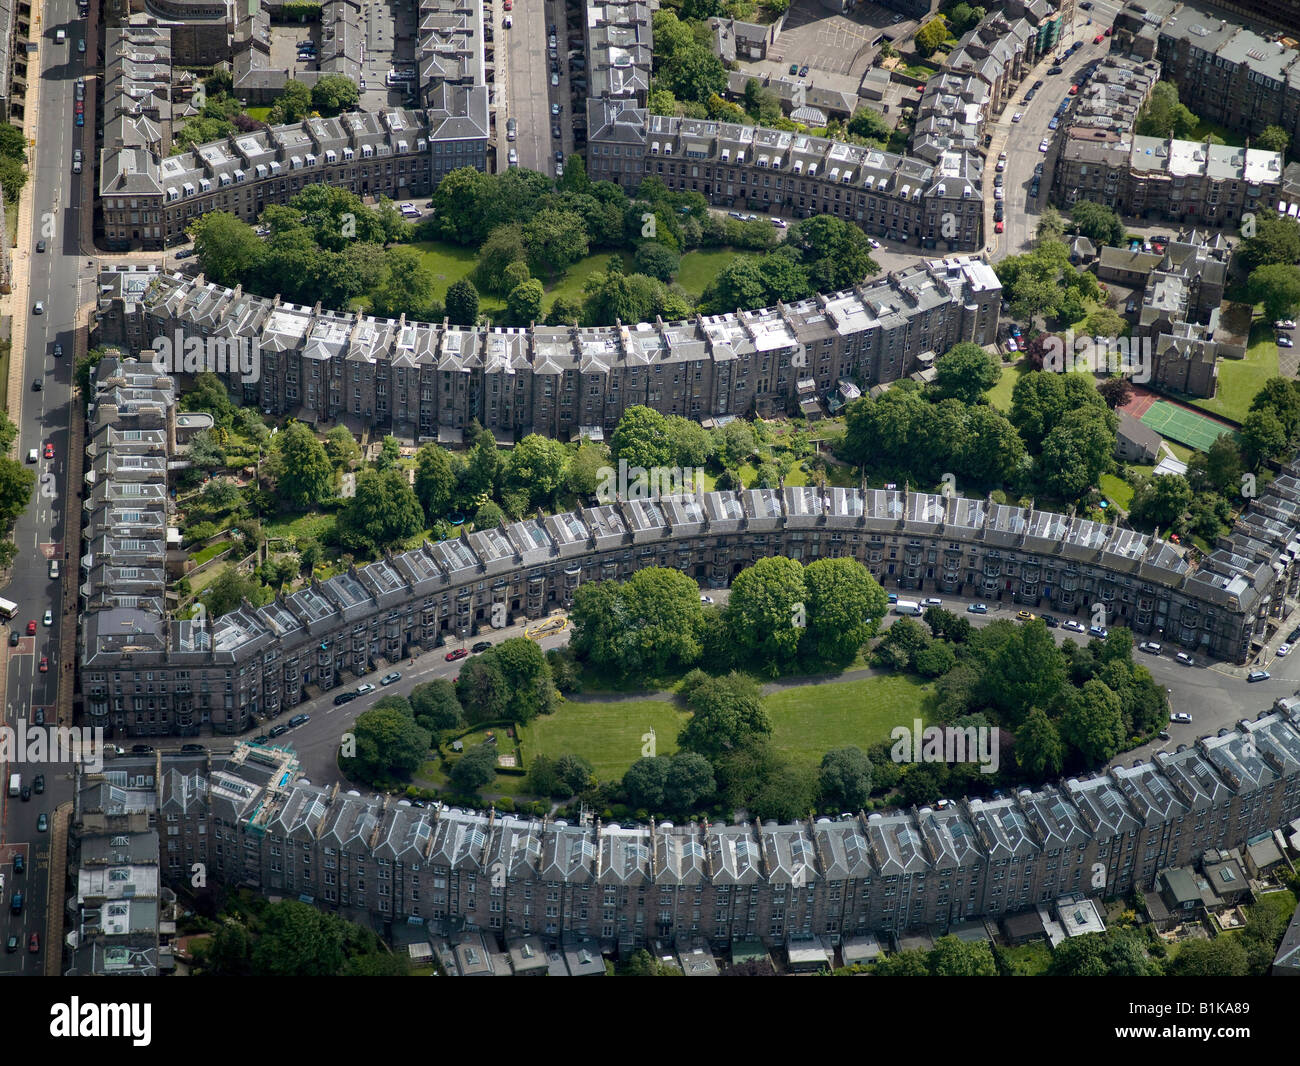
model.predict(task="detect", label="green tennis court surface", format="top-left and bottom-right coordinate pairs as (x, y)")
top-left (1140, 400), bottom-right (1239, 452)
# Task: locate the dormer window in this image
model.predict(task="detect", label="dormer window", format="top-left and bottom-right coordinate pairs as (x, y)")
top-left (362, 144), bottom-right (374, 158)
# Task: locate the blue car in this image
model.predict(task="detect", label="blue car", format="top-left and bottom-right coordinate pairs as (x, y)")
top-left (1008, 325), bottom-right (1022, 338)
top-left (1089, 625), bottom-right (1109, 638)
top-left (887, 592), bottom-right (898, 604)
top-left (967, 603), bottom-right (989, 614)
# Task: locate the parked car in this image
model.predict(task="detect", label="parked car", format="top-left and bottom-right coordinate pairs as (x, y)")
top-left (445, 648), bottom-right (469, 661)
top-left (356, 682), bottom-right (375, 695)
top-left (19, 786), bottom-right (30, 802)
top-left (269, 724), bottom-right (290, 737)
top-left (799, 65), bottom-right (809, 77)
top-left (966, 603), bottom-right (989, 614)
top-left (180, 744), bottom-right (204, 753)
top-left (1276, 320), bottom-right (1297, 331)
top-left (1175, 652), bottom-right (1194, 666)
top-left (1138, 642), bottom-right (1162, 654)
top-left (5, 935), bottom-right (16, 953)
top-left (38, 656), bottom-right (48, 673)
top-left (1170, 712), bottom-right (1192, 723)
top-left (380, 672), bottom-right (402, 685)
top-left (332, 691), bottom-right (358, 705)
top-left (789, 63), bottom-right (799, 75)
top-left (1016, 610), bottom-right (1036, 621)
top-left (1041, 615), bottom-right (1058, 628)
top-left (1088, 625), bottom-right (1109, 638)
top-left (1158, 730), bottom-right (1171, 741)
top-left (44, 442), bottom-right (54, 460)
top-left (8, 631), bottom-right (18, 647)
top-left (12, 855), bottom-right (21, 874)
top-left (1278, 334), bottom-right (1294, 348)
top-left (289, 713), bottom-right (310, 727)
top-left (43, 609), bottom-right (52, 626)
top-left (1011, 111), bottom-right (1023, 123)
top-left (471, 641), bottom-right (493, 653)
top-left (1062, 620), bottom-right (1087, 633)
top-left (995, 220), bottom-right (1004, 233)
top-left (1247, 670), bottom-right (1271, 682)
top-left (921, 598), bottom-right (943, 608)
top-left (1039, 139), bottom-right (1050, 152)
top-left (1048, 66), bottom-right (1062, 74)
top-left (1279, 643), bottom-right (1293, 657)
top-left (26, 620), bottom-right (36, 635)
top-left (33, 709), bottom-right (43, 725)
top-left (36, 814), bottom-right (47, 832)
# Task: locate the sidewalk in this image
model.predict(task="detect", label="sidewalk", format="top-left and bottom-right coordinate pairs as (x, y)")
top-left (43, 800), bottom-right (70, 976)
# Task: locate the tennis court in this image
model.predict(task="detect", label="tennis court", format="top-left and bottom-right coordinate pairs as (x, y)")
top-left (1140, 400), bottom-right (1238, 452)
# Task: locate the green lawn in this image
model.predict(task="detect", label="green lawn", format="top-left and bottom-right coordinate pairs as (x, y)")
top-left (245, 106), bottom-right (273, 123)
top-left (539, 252), bottom-right (614, 310)
top-left (985, 358), bottom-right (1027, 413)
top-left (190, 540), bottom-right (232, 566)
top-left (263, 511), bottom-right (338, 545)
top-left (1187, 117), bottom-right (1243, 148)
top-left (997, 941), bottom-right (1054, 975)
top-left (764, 674), bottom-right (932, 770)
top-left (1192, 320), bottom-right (1277, 425)
top-left (1099, 473), bottom-right (1134, 511)
top-left (676, 247), bottom-right (762, 300)
top-left (519, 700), bottom-right (690, 781)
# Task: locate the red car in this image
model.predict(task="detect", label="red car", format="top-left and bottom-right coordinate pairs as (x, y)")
top-left (995, 220), bottom-right (1004, 233)
top-left (38, 656), bottom-right (48, 673)
top-left (43, 442), bottom-right (54, 459)
top-left (26, 620), bottom-right (36, 635)
top-left (1093, 33), bottom-right (1103, 43)
top-left (28, 933), bottom-right (38, 953)
top-left (1105, 26), bottom-right (1113, 36)
top-left (444, 648), bottom-right (469, 662)
top-left (503, 0), bottom-right (511, 7)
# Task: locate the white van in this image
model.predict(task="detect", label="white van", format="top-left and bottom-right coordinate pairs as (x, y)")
top-left (56, 28), bottom-right (66, 43)
top-left (27, 448), bottom-right (37, 463)
top-left (893, 600), bottom-right (923, 616)
top-left (8, 774), bottom-right (19, 797)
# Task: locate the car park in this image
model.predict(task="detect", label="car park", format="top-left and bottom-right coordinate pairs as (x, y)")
top-left (1138, 642), bottom-right (1162, 654)
top-left (445, 648), bottom-right (469, 661)
top-left (967, 603), bottom-right (988, 614)
top-left (289, 713), bottom-right (310, 727)
top-left (332, 691), bottom-right (358, 705)
top-left (1248, 670), bottom-right (1271, 682)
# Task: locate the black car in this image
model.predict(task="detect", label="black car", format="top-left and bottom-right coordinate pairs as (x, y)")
top-left (333, 691), bottom-right (358, 706)
top-left (180, 743), bottom-right (204, 753)
top-left (1048, 66), bottom-right (1063, 74)
top-left (288, 713), bottom-right (310, 727)
top-left (251, 734), bottom-right (270, 744)
top-left (19, 786), bottom-right (30, 801)
top-left (33, 774), bottom-right (43, 794)
top-left (1287, 626), bottom-right (1300, 644)
top-left (555, 150), bottom-right (564, 163)
top-left (36, 240), bottom-right (46, 253)
top-left (1041, 614), bottom-right (1058, 628)
top-left (799, 64), bottom-right (809, 77)
top-left (32, 379), bottom-right (42, 391)
top-left (268, 724), bottom-right (289, 738)
top-left (1032, 79), bottom-right (1044, 90)
top-left (471, 640), bottom-right (493, 653)
top-left (131, 744), bottom-right (154, 754)
top-left (5, 935), bottom-right (16, 953)
top-left (7, 631), bottom-right (17, 646)
top-left (552, 124), bottom-right (562, 139)
top-left (12, 854), bottom-right (22, 874)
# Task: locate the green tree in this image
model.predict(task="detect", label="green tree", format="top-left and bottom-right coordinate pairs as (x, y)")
top-left (409, 679), bottom-right (465, 734)
top-left (1134, 82), bottom-right (1198, 139)
top-left (1060, 679), bottom-right (1126, 763)
top-left (818, 746), bottom-right (874, 810)
top-left (351, 704), bottom-right (432, 783)
top-left (934, 341), bottom-right (1001, 404)
top-left (0, 459), bottom-right (35, 527)
top-left (190, 211), bottom-right (265, 287)
top-left (610, 405), bottom-right (674, 471)
top-left (267, 422), bottom-right (334, 509)
top-left (624, 756), bottom-right (670, 809)
top-left (1014, 706), bottom-right (1064, 777)
top-left (335, 468), bottom-right (424, 554)
top-left (311, 74), bottom-right (360, 116)
top-left (1236, 210), bottom-right (1300, 273)
top-left (1070, 200), bottom-right (1125, 246)
top-left (677, 672), bottom-right (771, 760)
top-left (1168, 936), bottom-right (1248, 977)
top-left (802, 556), bottom-right (887, 662)
top-left (445, 279), bottom-right (480, 326)
top-left (506, 434), bottom-right (570, 510)
top-left (269, 80), bottom-right (315, 124)
top-left (522, 208), bottom-right (590, 277)
top-left (1247, 264), bottom-right (1300, 322)
top-left (929, 935), bottom-right (998, 976)
top-left (723, 556), bottom-right (807, 672)
top-left (1255, 125), bottom-right (1290, 155)
top-left (1129, 473), bottom-right (1193, 529)
top-left (204, 567), bottom-right (266, 618)
top-left (450, 742), bottom-right (499, 793)
top-left (457, 637), bottom-right (555, 724)
top-left (371, 245), bottom-right (439, 318)
top-left (506, 278), bottom-right (545, 325)
top-left (663, 752), bottom-right (715, 811)
top-left (323, 425), bottom-right (362, 471)
top-left (1040, 405), bottom-right (1117, 499)
top-left (1241, 408), bottom-right (1288, 468)
top-left (250, 901), bottom-right (345, 977)
top-left (847, 106), bottom-right (891, 144)
top-left (414, 443), bottom-right (456, 521)
top-left (914, 16), bottom-right (950, 57)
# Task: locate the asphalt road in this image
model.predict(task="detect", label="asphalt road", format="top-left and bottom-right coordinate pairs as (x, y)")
top-left (989, 10), bottom-right (1123, 261)
top-left (0, 0), bottom-right (92, 975)
top-left (499, 0), bottom-right (563, 175)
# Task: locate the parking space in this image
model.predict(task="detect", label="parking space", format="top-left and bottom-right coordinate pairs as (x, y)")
top-left (760, 0), bottom-right (913, 80)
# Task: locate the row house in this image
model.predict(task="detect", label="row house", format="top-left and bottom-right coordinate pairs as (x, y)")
top-left (83, 470), bottom-right (1296, 737)
top-left (84, 698), bottom-right (1300, 951)
top-left (96, 255), bottom-right (1000, 439)
top-left (585, 0), bottom-right (654, 108)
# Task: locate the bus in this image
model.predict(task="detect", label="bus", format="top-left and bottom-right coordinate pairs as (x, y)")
top-left (0, 596), bottom-right (17, 620)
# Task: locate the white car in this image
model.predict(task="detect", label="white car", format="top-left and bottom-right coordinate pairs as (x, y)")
top-left (356, 682), bottom-right (375, 695)
top-left (1062, 620), bottom-right (1087, 633)
top-left (43, 609), bottom-right (52, 627)
top-left (1012, 112), bottom-right (1023, 123)
top-left (1039, 139), bottom-right (1050, 152)
top-left (503, 14), bottom-right (511, 27)
top-left (1278, 643), bottom-right (1292, 657)
top-left (1138, 642), bottom-right (1162, 654)
top-left (994, 187), bottom-right (1004, 199)
top-left (33, 301), bottom-right (43, 315)
top-left (1278, 334), bottom-right (1295, 348)
top-left (1276, 320), bottom-right (1296, 330)
top-left (868, 237), bottom-right (882, 249)
top-left (996, 159), bottom-right (1006, 172)
top-left (921, 598), bottom-right (943, 608)
top-left (700, 595), bottom-right (714, 604)
top-left (1170, 712), bottom-right (1193, 724)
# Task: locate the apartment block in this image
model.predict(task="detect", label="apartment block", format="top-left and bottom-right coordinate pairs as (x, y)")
top-left (80, 700), bottom-right (1300, 952)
